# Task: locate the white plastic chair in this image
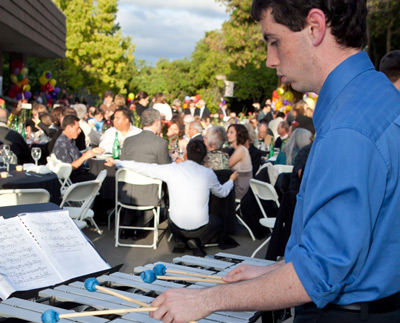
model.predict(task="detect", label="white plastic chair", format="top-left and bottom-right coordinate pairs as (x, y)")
top-left (46, 154), bottom-right (73, 195)
top-left (115, 168), bottom-right (162, 249)
top-left (235, 198), bottom-right (256, 241)
top-left (0, 188), bottom-right (50, 206)
top-left (59, 179), bottom-right (102, 232)
top-left (249, 179), bottom-right (280, 258)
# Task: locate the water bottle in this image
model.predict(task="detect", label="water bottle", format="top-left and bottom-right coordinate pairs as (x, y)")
top-left (112, 132), bottom-right (120, 159)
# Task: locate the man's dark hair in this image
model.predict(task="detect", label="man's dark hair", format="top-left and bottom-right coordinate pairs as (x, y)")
top-left (186, 140), bottom-right (207, 164)
top-left (62, 115), bottom-right (80, 129)
top-left (134, 91), bottom-right (149, 103)
top-left (251, 0), bottom-right (367, 50)
top-left (379, 50), bottom-right (400, 83)
top-left (115, 107), bottom-right (132, 123)
top-left (62, 107), bottom-right (77, 117)
top-left (104, 90), bottom-right (114, 98)
top-left (228, 124), bottom-right (249, 146)
top-left (141, 108), bottom-right (160, 127)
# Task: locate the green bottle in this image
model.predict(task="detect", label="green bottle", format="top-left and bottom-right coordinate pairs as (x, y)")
top-left (268, 137), bottom-right (275, 158)
top-left (20, 124), bottom-right (26, 140)
top-left (112, 132), bottom-right (120, 159)
top-left (13, 116), bottom-right (19, 132)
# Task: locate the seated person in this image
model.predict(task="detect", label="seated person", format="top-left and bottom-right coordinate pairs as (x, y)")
top-left (53, 115), bottom-right (103, 182)
top-left (203, 125), bottom-right (230, 170)
top-left (244, 123), bottom-right (263, 176)
top-left (105, 140), bottom-right (238, 256)
top-left (99, 107), bottom-right (141, 153)
top-left (274, 120), bottom-right (290, 149)
top-left (0, 108), bottom-right (33, 164)
top-left (275, 128), bottom-right (312, 165)
top-left (257, 120), bottom-right (274, 150)
top-left (25, 103), bottom-right (48, 141)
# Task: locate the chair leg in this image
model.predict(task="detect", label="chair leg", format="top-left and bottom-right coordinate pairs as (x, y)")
top-left (251, 236), bottom-right (271, 258)
top-left (115, 206), bottom-right (121, 247)
top-left (107, 207), bottom-right (115, 231)
top-left (88, 217), bottom-right (103, 235)
top-left (236, 214), bottom-right (256, 241)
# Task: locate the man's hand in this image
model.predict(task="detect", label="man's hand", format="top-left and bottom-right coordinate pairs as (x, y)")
top-left (93, 147), bottom-right (104, 155)
top-left (150, 288), bottom-right (212, 323)
top-left (222, 263), bottom-right (282, 283)
top-left (229, 171), bottom-right (239, 181)
top-left (104, 157), bottom-right (116, 167)
top-left (82, 149), bottom-right (96, 160)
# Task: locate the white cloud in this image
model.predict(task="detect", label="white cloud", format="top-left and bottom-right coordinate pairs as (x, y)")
top-left (116, 0), bottom-right (229, 64)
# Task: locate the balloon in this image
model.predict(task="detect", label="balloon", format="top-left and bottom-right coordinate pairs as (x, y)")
top-left (46, 93), bottom-right (51, 100)
top-left (10, 74), bottom-right (18, 84)
top-left (13, 68), bottom-right (20, 76)
top-left (41, 85), bottom-right (47, 92)
top-left (272, 90), bottom-right (278, 99)
top-left (24, 91), bottom-right (32, 100)
top-left (50, 79), bottom-right (57, 86)
top-left (16, 93), bottom-right (23, 100)
top-left (11, 84), bottom-right (21, 93)
top-left (45, 71), bottom-right (52, 79)
top-left (47, 98), bottom-right (53, 105)
top-left (283, 91), bottom-right (294, 102)
top-left (305, 98), bottom-right (316, 110)
top-left (8, 90), bottom-right (15, 98)
top-left (54, 87), bottom-right (61, 93)
top-left (20, 78), bottom-right (29, 86)
top-left (185, 96), bottom-right (190, 100)
top-left (275, 101), bottom-right (283, 109)
top-left (21, 67), bottom-right (28, 76)
top-left (52, 91), bottom-right (58, 98)
top-left (277, 87), bottom-right (285, 96)
top-left (17, 74), bottom-right (24, 82)
top-left (39, 76), bottom-right (48, 85)
top-left (183, 103), bottom-right (187, 109)
top-left (195, 94), bottom-right (201, 100)
top-left (128, 92), bottom-right (135, 100)
top-left (11, 60), bottom-right (23, 71)
top-left (23, 84), bottom-right (31, 92)
top-left (285, 105), bottom-right (292, 112)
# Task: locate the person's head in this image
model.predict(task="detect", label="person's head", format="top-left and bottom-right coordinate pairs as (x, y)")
top-left (50, 106), bottom-right (63, 127)
top-left (172, 99), bottom-right (181, 112)
top-left (258, 122), bottom-right (268, 139)
top-left (292, 100), bottom-right (307, 117)
top-left (278, 120), bottom-right (289, 136)
top-left (186, 140), bottom-right (207, 164)
top-left (227, 124), bottom-right (249, 146)
top-left (114, 94), bottom-right (126, 108)
top-left (0, 108), bottom-right (8, 123)
top-left (113, 108), bottom-right (131, 131)
top-left (263, 103), bottom-right (272, 112)
top-left (188, 100), bottom-right (195, 109)
top-left (204, 126), bottom-right (227, 151)
top-left (251, 0), bottom-right (367, 93)
top-left (135, 91), bottom-right (150, 106)
top-left (198, 99), bottom-right (205, 108)
top-left (62, 115), bottom-right (81, 139)
top-left (188, 121), bottom-right (203, 138)
top-left (249, 118), bottom-right (258, 130)
top-left (275, 111), bottom-right (285, 119)
top-left (72, 104), bottom-right (87, 120)
top-left (141, 108), bottom-right (161, 134)
top-left (60, 106), bottom-right (77, 126)
top-left (32, 103), bottom-right (47, 117)
top-left (88, 106), bottom-right (96, 118)
top-left (244, 123), bottom-right (257, 145)
top-left (39, 112), bottom-right (52, 127)
top-left (167, 121), bottom-right (181, 138)
top-left (104, 90), bottom-right (114, 105)
top-left (379, 50), bottom-right (400, 91)
top-left (282, 127), bottom-right (312, 164)
top-left (154, 92), bottom-right (167, 104)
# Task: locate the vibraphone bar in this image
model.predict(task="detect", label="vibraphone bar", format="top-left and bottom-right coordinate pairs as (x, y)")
top-left (0, 253), bottom-right (274, 322)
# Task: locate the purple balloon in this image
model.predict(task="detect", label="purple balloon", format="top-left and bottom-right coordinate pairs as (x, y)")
top-left (45, 72), bottom-right (52, 79)
top-left (54, 87), bottom-right (61, 93)
top-left (16, 92), bottom-right (23, 100)
top-left (13, 68), bottom-right (20, 75)
top-left (46, 93), bottom-right (51, 100)
top-left (24, 91), bottom-right (32, 100)
top-left (283, 99), bottom-right (289, 105)
top-left (52, 91), bottom-right (57, 98)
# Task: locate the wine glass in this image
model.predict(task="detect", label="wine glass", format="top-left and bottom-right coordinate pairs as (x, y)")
top-left (31, 147), bottom-right (42, 166)
top-left (1, 145), bottom-right (11, 172)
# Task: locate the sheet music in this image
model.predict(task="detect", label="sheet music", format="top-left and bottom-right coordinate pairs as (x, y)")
top-left (18, 210), bottom-right (110, 281)
top-left (0, 217), bottom-right (60, 300)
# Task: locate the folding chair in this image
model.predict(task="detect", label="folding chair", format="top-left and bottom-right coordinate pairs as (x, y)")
top-left (249, 179), bottom-right (280, 258)
top-left (235, 198), bottom-right (256, 241)
top-left (115, 168), bottom-right (162, 249)
top-left (59, 180), bottom-right (101, 231)
top-left (46, 154), bottom-right (73, 196)
top-left (0, 188), bottom-right (50, 206)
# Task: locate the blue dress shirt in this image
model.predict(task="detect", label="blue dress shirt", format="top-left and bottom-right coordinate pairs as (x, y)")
top-left (285, 51), bottom-right (400, 307)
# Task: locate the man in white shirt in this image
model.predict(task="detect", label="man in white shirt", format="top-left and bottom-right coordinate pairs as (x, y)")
top-left (99, 108), bottom-right (141, 153)
top-left (106, 140), bottom-right (238, 255)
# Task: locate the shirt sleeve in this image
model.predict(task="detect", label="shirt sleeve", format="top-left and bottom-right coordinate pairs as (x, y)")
top-left (99, 129), bottom-right (113, 153)
top-left (209, 170), bottom-right (233, 198)
top-left (116, 160), bottom-right (172, 182)
top-left (285, 128), bottom-right (387, 307)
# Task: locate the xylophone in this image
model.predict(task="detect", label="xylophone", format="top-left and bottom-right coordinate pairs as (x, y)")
top-left (0, 253), bottom-right (274, 323)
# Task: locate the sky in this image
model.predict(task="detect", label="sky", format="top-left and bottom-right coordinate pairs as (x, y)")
top-left (116, 0), bottom-right (230, 65)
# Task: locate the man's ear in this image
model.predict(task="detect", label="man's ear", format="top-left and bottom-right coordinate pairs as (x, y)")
top-left (306, 8), bottom-right (326, 47)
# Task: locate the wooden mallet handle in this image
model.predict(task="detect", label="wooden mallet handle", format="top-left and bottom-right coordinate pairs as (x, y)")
top-left (59, 307), bottom-right (157, 318)
top-left (158, 276), bottom-right (225, 284)
top-left (166, 269), bottom-right (223, 281)
top-left (95, 285), bottom-right (149, 308)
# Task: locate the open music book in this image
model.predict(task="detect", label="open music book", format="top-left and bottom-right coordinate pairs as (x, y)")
top-left (0, 210), bottom-right (110, 300)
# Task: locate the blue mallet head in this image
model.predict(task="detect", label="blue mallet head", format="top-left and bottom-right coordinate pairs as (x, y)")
top-left (84, 277), bottom-right (100, 292)
top-left (153, 264), bottom-right (167, 276)
top-left (141, 270), bottom-right (157, 283)
top-left (41, 309), bottom-right (59, 323)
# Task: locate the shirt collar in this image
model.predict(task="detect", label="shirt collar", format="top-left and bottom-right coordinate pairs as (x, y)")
top-left (313, 51), bottom-right (375, 133)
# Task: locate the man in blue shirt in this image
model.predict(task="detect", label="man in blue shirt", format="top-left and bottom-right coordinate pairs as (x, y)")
top-left (148, 1), bottom-right (400, 322)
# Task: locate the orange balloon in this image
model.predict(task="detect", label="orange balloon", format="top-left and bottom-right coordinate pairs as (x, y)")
top-left (275, 101), bottom-right (283, 109)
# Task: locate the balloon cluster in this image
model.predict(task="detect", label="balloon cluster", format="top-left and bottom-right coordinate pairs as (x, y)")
top-left (218, 98), bottom-right (227, 109)
top-left (303, 92), bottom-right (318, 110)
top-left (8, 60), bottom-right (31, 100)
top-left (272, 87), bottom-right (294, 112)
top-left (183, 94), bottom-right (201, 109)
top-left (38, 71), bottom-right (60, 105)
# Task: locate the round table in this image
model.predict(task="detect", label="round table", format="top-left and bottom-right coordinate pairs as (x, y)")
top-left (0, 165), bottom-right (61, 204)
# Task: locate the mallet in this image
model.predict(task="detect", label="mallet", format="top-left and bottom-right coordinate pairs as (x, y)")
top-left (41, 307), bottom-right (156, 323)
top-left (153, 264), bottom-right (224, 281)
top-left (141, 270), bottom-right (225, 284)
top-left (84, 277), bottom-right (149, 307)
